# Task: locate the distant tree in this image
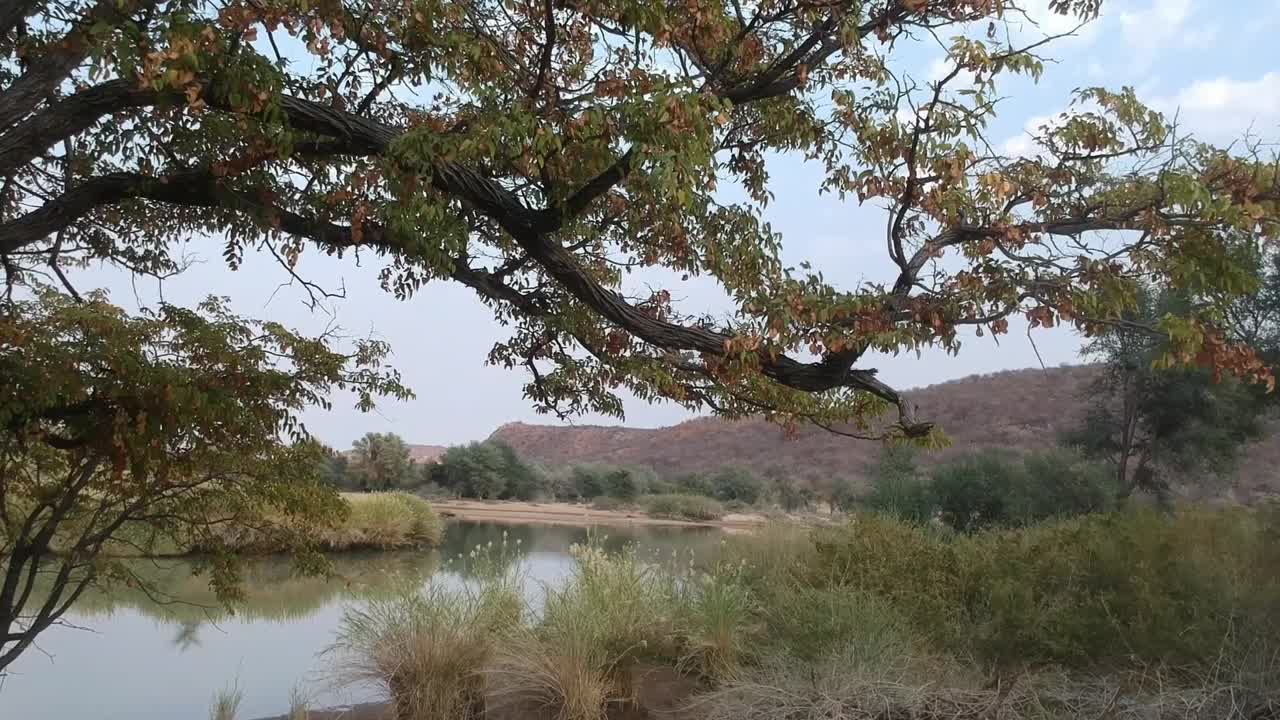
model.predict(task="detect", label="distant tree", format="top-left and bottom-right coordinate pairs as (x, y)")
top-left (864, 445), bottom-right (933, 523)
top-left (710, 466), bottom-right (764, 505)
top-left (829, 477), bottom-right (864, 514)
top-left (675, 473), bottom-right (715, 498)
top-left (348, 433), bottom-right (414, 492)
top-left (435, 442), bottom-right (509, 499)
top-left (1066, 272), bottom-right (1278, 501)
top-left (766, 466), bottom-right (814, 512)
top-left (494, 442), bottom-right (547, 500)
top-left (603, 469), bottom-right (639, 501)
top-left (319, 451), bottom-right (352, 490)
top-left (570, 465), bottom-right (608, 500)
top-left (1011, 449), bottom-right (1114, 522)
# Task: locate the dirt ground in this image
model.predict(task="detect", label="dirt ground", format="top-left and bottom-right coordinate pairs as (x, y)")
top-left (430, 498), bottom-right (766, 530)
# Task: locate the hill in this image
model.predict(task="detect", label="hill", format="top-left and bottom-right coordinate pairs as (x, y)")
top-left (489, 366), bottom-right (1280, 504)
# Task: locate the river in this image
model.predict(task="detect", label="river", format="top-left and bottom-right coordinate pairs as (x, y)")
top-left (0, 521), bottom-right (721, 720)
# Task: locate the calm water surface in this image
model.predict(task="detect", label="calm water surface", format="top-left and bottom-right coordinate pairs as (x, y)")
top-left (0, 521), bottom-right (720, 720)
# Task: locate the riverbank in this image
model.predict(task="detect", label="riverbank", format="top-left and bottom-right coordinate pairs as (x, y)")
top-left (430, 498), bottom-right (767, 529)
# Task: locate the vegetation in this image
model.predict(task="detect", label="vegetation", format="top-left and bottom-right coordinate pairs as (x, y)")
top-left (208, 683), bottom-right (244, 720)
top-left (4, 0), bottom-right (1277, 447)
top-left (6, 0), bottom-right (1280, 686)
top-left (347, 433), bottom-right (416, 492)
top-left (1067, 272), bottom-right (1280, 501)
top-left (326, 507), bottom-right (1280, 720)
top-left (427, 441), bottom-right (549, 500)
top-left (0, 292), bottom-right (406, 672)
top-left (326, 540), bottom-right (524, 720)
top-left (641, 494), bottom-right (726, 522)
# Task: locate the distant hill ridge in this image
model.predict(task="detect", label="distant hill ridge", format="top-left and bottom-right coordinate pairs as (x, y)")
top-left (483, 365), bottom-right (1280, 504)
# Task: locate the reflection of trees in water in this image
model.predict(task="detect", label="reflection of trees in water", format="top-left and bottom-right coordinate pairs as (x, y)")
top-left (440, 521), bottom-right (723, 573)
top-left (59, 551), bottom-right (442, 625)
top-left (34, 523), bottom-right (719, 638)
top-left (172, 620), bottom-right (202, 651)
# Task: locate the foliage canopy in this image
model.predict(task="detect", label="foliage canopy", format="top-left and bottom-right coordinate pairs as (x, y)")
top-left (1, 0), bottom-right (1276, 439)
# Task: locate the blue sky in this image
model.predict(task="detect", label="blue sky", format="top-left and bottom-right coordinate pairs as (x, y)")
top-left (82, 0), bottom-right (1280, 448)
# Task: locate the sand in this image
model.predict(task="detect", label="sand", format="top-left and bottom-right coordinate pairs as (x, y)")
top-left (429, 498), bottom-right (765, 530)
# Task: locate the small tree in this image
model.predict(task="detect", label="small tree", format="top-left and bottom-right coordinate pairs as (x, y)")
top-left (864, 445), bottom-right (933, 523)
top-left (0, 292), bottom-right (405, 671)
top-left (710, 466), bottom-right (764, 505)
top-left (348, 433), bottom-right (414, 492)
top-left (1067, 276), bottom-right (1278, 501)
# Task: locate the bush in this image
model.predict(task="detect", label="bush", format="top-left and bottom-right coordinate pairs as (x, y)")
top-left (930, 449), bottom-right (1023, 532)
top-left (642, 494), bottom-right (725, 521)
top-left (809, 508), bottom-right (1280, 670)
top-left (928, 449), bottom-right (1116, 532)
top-left (492, 544), bottom-right (680, 720)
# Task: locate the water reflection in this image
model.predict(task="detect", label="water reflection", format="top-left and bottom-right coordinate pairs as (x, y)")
top-left (0, 520), bottom-right (720, 720)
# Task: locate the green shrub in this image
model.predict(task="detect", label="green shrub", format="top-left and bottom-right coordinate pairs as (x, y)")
top-left (864, 444), bottom-right (933, 522)
top-left (642, 494), bottom-right (725, 521)
top-left (930, 449), bottom-right (1023, 532)
top-left (809, 508), bottom-right (1280, 670)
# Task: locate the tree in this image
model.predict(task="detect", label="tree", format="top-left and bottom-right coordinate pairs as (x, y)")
top-left (434, 442), bottom-right (509, 499)
top-left (1066, 274), bottom-right (1278, 501)
top-left (1, 0), bottom-right (1275, 444)
top-left (0, 291), bottom-right (405, 671)
top-left (709, 466), bottom-right (764, 505)
top-left (864, 445), bottom-right (932, 523)
top-left (348, 432), bottom-right (414, 491)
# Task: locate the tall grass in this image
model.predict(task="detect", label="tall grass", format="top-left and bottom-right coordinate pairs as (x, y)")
top-left (677, 560), bottom-right (759, 680)
top-left (208, 682), bottom-right (243, 720)
top-left (325, 492), bottom-right (445, 550)
top-left (489, 543), bottom-right (682, 719)
top-left (325, 539), bottom-right (522, 720)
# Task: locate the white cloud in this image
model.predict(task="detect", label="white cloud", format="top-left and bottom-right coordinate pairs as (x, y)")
top-left (1154, 72), bottom-right (1280, 137)
top-left (1001, 113), bottom-right (1060, 158)
top-left (1017, 0), bottom-right (1103, 42)
top-left (1118, 0), bottom-right (1217, 66)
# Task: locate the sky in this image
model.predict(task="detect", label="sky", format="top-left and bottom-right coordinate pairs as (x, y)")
top-left (75, 0), bottom-right (1280, 449)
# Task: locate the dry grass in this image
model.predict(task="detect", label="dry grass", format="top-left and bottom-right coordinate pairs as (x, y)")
top-left (691, 659), bottom-right (1280, 720)
top-left (489, 629), bottom-right (616, 720)
top-left (208, 682), bottom-right (243, 720)
top-left (326, 492), bottom-right (445, 550)
top-left (325, 581), bottom-right (521, 720)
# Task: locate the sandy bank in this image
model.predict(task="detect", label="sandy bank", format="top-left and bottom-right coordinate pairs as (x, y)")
top-left (430, 498), bottom-right (765, 530)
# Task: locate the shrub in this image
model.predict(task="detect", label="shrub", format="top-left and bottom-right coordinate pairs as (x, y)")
top-left (642, 494), bottom-right (725, 522)
top-left (930, 449), bottom-right (1023, 532)
top-left (603, 469), bottom-right (639, 501)
top-left (809, 508), bottom-right (1280, 670)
